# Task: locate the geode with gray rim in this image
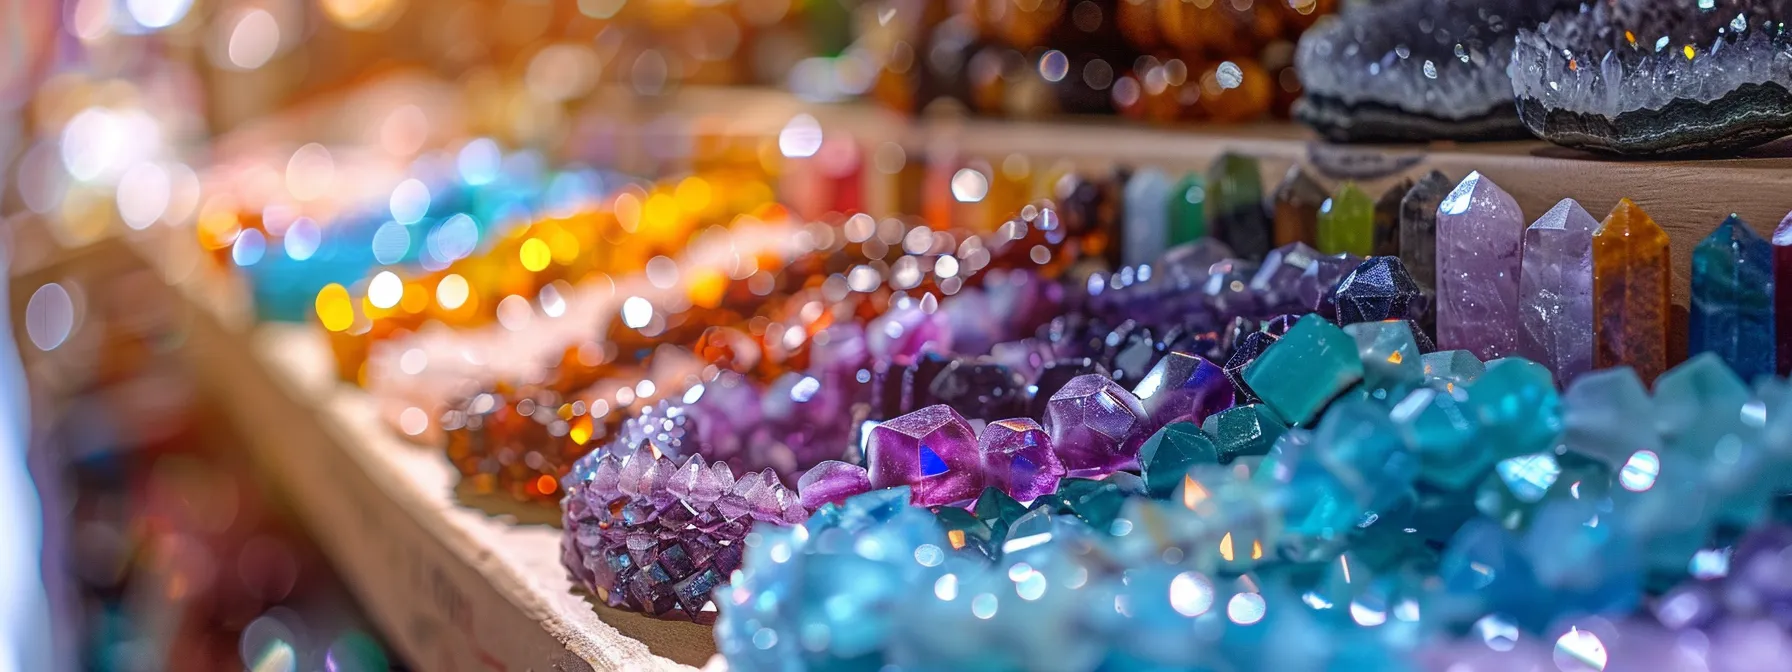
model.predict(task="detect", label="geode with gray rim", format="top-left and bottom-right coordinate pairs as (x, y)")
top-left (1513, 0), bottom-right (1792, 155)
top-left (1294, 0), bottom-right (1577, 142)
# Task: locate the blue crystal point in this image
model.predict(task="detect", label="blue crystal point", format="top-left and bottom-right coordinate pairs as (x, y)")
top-left (1690, 214), bottom-right (1775, 379)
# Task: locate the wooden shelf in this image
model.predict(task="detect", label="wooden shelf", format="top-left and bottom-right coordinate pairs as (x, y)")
top-left (607, 86), bottom-right (1792, 308)
top-left (89, 229), bottom-right (720, 671)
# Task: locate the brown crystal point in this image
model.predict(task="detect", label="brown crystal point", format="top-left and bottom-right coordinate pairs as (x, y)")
top-left (1592, 198), bottom-right (1672, 383)
top-left (1372, 178), bottom-right (1412, 257)
top-left (1271, 166), bottom-right (1325, 247)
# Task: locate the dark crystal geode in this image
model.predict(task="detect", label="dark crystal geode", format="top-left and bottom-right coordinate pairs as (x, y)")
top-left (1294, 0), bottom-right (1578, 142)
top-left (1514, 0), bottom-right (1792, 155)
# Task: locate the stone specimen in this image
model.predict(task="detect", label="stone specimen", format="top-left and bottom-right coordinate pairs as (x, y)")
top-left (1592, 199), bottom-right (1671, 383)
top-left (866, 404), bottom-right (984, 506)
top-left (1316, 181), bottom-right (1374, 256)
top-left (1294, 0), bottom-right (1575, 141)
top-left (1167, 171), bottom-right (1208, 245)
top-left (1399, 171), bottom-right (1450, 292)
top-left (1690, 215), bottom-right (1775, 380)
top-left (1122, 168), bottom-right (1172, 267)
top-left (1373, 177), bottom-right (1411, 257)
top-left (1517, 199), bottom-right (1598, 384)
top-left (1435, 172), bottom-right (1524, 360)
top-left (1514, 0), bottom-right (1792, 155)
top-left (1271, 166), bottom-right (1325, 247)
top-left (1205, 154), bottom-right (1270, 260)
top-left (1042, 374), bottom-right (1151, 475)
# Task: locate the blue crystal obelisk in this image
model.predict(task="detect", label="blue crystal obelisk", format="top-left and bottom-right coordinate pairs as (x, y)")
top-left (1690, 215), bottom-right (1775, 379)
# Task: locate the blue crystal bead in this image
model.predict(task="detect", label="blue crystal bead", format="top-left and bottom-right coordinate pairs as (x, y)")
top-left (1560, 367), bottom-right (1660, 469)
top-left (1138, 422), bottom-right (1219, 498)
top-left (1690, 215), bottom-right (1775, 380)
top-left (1201, 403), bottom-right (1288, 465)
top-left (1390, 386), bottom-right (1487, 491)
top-left (1466, 358), bottom-right (1562, 457)
top-left (1242, 314), bottom-right (1365, 426)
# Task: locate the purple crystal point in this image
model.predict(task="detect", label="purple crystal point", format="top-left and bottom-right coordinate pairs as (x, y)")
top-left (797, 460), bottom-right (873, 510)
top-left (977, 418), bottom-right (1065, 502)
top-left (1436, 171), bottom-right (1525, 360)
top-left (1131, 351), bottom-right (1237, 433)
top-left (1042, 374), bottom-right (1150, 475)
top-left (1518, 198), bottom-right (1598, 384)
top-left (866, 405), bottom-right (984, 506)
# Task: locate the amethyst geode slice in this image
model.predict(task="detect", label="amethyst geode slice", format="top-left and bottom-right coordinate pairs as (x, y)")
top-left (1294, 0), bottom-right (1576, 141)
top-left (1514, 0), bottom-right (1792, 155)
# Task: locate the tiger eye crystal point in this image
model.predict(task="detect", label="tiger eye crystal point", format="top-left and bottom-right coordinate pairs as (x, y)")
top-left (1593, 198), bottom-right (1671, 383)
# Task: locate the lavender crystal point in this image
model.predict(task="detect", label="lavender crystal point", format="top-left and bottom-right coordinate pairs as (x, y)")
top-left (797, 460), bottom-right (873, 510)
top-left (1043, 374), bottom-right (1150, 475)
top-left (977, 418), bottom-right (1065, 502)
top-left (1131, 351), bottom-right (1236, 433)
top-left (1436, 171), bottom-right (1525, 360)
top-left (866, 405), bottom-right (984, 506)
top-left (1518, 198), bottom-right (1598, 384)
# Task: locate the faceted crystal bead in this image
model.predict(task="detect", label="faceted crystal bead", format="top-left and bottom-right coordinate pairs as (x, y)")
top-left (1468, 358), bottom-right (1562, 457)
top-left (1560, 367), bottom-right (1660, 469)
top-left (1517, 198), bottom-right (1599, 385)
top-left (1252, 243), bottom-right (1326, 315)
top-left (866, 405), bottom-right (984, 506)
top-left (1242, 314), bottom-right (1365, 426)
top-left (1372, 178), bottom-right (1410, 257)
top-left (933, 506), bottom-right (995, 558)
top-left (1176, 465), bottom-right (1281, 574)
top-left (1271, 166), bottom-right (1325, 247)
top-left (1391, 386), bottom-right (1487, 491)
top-left (1027, 358), bottom-right (1109, 421)
top-left (1690, 215), bottom-right (1775, 380)
top-left (1138, 422), bottom-right (1219, 498)
top-left (1343, 320), bottom-right (1424, 397)
top-left (1593, 199), bottom-right (1672, 384)
top-left (1131, 352), bottom-right (1236, 433)
top-left (1316, 181), bottom-right (1374, 256)
top-left (1200, 404), bottom-right (1288, 465)
top-left (1436, 172), bottom-right (1525, 360)
top-left (1398, 171), bottom-right (1450, 292)
top-left (1106, 322), bottom-right (1169, 389)
top-left (1223, 331), bottom-right (1278, 404)
top-left (1123, 168), bottom-right (1173, 268)
top-left (1254, 431), bottom-right (1362, 561)
top-left (972, 486), bottom-right (1029, 544)
top-left (1777, 211), bottom-right (1792, 375)
top-left (1166, 171), bottom-right (1209, 245)
top-left (929, 360), bottom-right (1028, 420)
top-left (1042, 374), bottom-right (1151, 474)
top-left (977, 418), bottom-right (1065, 502)
top-left (797, 460), bottom-right (873, 510)
top-left (1421, 350), bottom-right (1484, 391)
top-left (1049, 478), bottom-right (1127, 529)
top-left (1328, 256), bottom-right (1426, 326)
top-left (1206, 153), bottom-right (1270, 260)
top-left (866, 304), bottom-right (953, 366)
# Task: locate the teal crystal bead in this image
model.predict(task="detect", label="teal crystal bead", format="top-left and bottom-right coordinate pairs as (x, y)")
top-left (1690, 215), bottom-right (1776, 379)
top-left (1138, 422), bottom-right (1219, 498)
top-left (1256, 431), bottom-right (1361, 561)
top-left (1344, 319), bottom-right (1425, 398)
top-left (1420, 349), bottom-right (1485, 391)
top-left (1311, 398), bottom-right (1417, 515)
top-left (971, 486), bottom-right (1028, 544)
top-left (1561, 367), bottom-right (1660, 468)
top-left (1049, 478), bottom-right (1127, 530)
top-left (1391, 386), bottom-right (1487, 491)
top-left (1243, 314), bottom-right (1366, 426)
top-left (1201, 404), bottom-right (1288, 465)
top-left (1467, 358), bottom-right (1562, 457)
top-left (934, 506), bottom-right (995, 558)
top-left (1474, 452), bottom-right (1563, 529)
top-left (1174, 465), bottom-right (1281, 573)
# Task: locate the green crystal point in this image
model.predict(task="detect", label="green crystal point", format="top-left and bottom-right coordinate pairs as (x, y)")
top-left (1317, 181), bottom-right (1375, 256)
top-left (1167, 171), bottom-right (1209, 244)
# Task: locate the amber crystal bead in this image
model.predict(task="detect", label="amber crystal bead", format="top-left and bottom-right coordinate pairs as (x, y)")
top-left (1592, 198), bottom-right (1672, 384)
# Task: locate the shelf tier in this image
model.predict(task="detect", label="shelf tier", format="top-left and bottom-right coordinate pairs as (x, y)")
top-left (98, 230), bottom-right (718, 671)
top-left (606, 86), bottom-right (1792, 309)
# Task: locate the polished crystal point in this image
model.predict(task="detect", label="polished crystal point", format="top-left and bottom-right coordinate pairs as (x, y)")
top-left (1042, 374), bottom-right (1151, 475)
top-left (1774, 211), bottom-right (1792, 375)
top-left (1690, 215), bottom-right (1775, 380)
top-left (1206, 154), bottom-right (1269, 260)
top-left (1123, 168), bottom-right (1173, 268)
top-left (1373, 178), bottom-right (1410, 258)
top-left (1399, 171), bottom-right (1451, 292)
top-left (866, 405), bottom-right (983, 506)
top-left (1167, 171), bottom-right (1209, 245)
top-left (1592, 199), bottom-right (1672, 384)
top-left (1317, 182), bottom-right (1374, 256)
top-left (977, 418), bottom-right (1065, 503)
top-left (1517, 198), bottom-right (1598, 384)
top-left (1243, 314), bottom-right (1365, 426)
top-left (1138, 422), bottom-right (1219, 498)
top-left (1271, 166), bottom-right (1326, 248)
top-left (1131, 351), bottom-right (1236, 433)
top-left (1436, 171), bottom-right (1525, 360)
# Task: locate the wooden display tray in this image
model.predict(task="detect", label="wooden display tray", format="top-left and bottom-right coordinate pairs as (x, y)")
top-left (92, 229), bottom-right (721, 671)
